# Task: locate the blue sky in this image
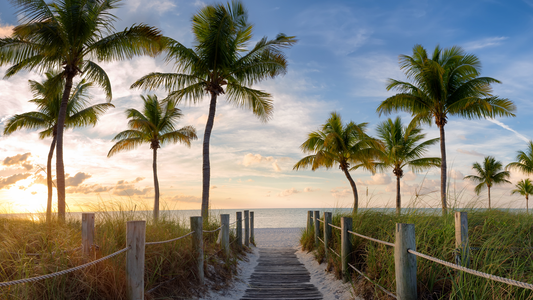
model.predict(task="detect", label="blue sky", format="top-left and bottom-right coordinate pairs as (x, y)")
top-left (1, 0), bottom-right (533, 213)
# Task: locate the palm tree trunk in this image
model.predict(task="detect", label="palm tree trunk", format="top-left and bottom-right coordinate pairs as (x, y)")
top-left (342, 168), bottom-right (359, 214)
top-left (527, 195), bottom-right (529, 214)
top-left (46, 135), bottom-right (57, 223)
top-left (153, 147), bottom-right (160, 221)
top-left (488, 186), bottom-right (491, 210)
top-left (439, 125), bottom-right (447, 215)
top-left (396, 175), bottom-right (401, 216)
top-left (201, 92), bottom-right (217, 220)
top-left (56, 72), bottom-right (75, 222)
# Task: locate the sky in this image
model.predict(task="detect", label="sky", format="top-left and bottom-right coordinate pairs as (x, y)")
top-left (1, 0), bottom-right (533, 213)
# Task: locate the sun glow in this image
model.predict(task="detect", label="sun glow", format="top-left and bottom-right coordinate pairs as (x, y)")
top-left (1, 178), bottom-right (50, 214)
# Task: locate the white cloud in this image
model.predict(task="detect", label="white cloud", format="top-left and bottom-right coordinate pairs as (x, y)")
top-left (456, 149), bottom-right (485, 157)
top-left (0, 25), bottom-right (13, 38)
top-left (331, 188), bottom-right (351, 198)
top-left (277, 188), bottom-right (300, 197)
top-left (464, 37), bottom-right (508, 50)
top-left (304, 187), bottom-right (319, 192)
top-left (358, 173), bottom-right (391, 185)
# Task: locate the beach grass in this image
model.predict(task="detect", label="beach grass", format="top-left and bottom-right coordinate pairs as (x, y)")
top-left (0, 202), bottom-right (243, 300)
top-left (301, 207), bottom-right (533, 299)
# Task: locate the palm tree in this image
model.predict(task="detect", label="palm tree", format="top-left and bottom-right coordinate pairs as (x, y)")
top-left (375, 117), bottom-right (440, 215)
top-left (108, 95), bottom-right (197, 221)
top-left (3, 72), bottom-right (113, 222)
top-left (293, 112), bottom-right (382, 214)
top-left (464, 156), bottom-right (511, 209)
top-left (506, 141), bottom-right (533, 175)
top-left (377, 45), bottom-right (516, 215)
top-left (0, 0), bottom-right (163, 220)
top-left (511, 179), bottom-right (533, 214)
top-left (131, 1), bottom-right (296, 220)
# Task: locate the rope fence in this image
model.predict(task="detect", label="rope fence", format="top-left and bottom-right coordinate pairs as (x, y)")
top-left (202, 226), bottom-right (223, 233)
top-left (145, 231), bottom-right (195, 246)
top-left (348, 230), bottom-right (394, 247)
top-left (328, 223), bottom-right (341, 230)
top-left (348, 263), bottom-right (397, 299)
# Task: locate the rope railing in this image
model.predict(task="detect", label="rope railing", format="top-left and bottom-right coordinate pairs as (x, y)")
top-left (0, 246), bottom-right (130, 287)
top-left (348, 263), bottom-right (397, 299)
top-left (329, 247), bottom-right (340, 258)
top-left (317, 236), bottom-right (324, 245)
top-left (348, 230), bottom-right (394, 247)
top-left (328, 223), bottom-right (341, 230)
top-left (408, 249), bottom-right (533, 291)
top-left (202, 226), bottom-right (223, 233)
top-left (145, 231), bottom-right (195, 246)
top-left (317, 218), bottom-right (324, 223)
top-left (228, 218), bottom-right (241, 226)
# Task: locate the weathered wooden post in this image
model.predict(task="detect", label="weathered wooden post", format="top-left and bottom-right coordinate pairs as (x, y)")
top-left (307, 211), bottom-right (313, 234)
top-left (250, 211), bottom-right (255, 244)
top-left (341, 217), bottom-right (352, 282)
top-left (244, 210), bottom-right (250, 247)
top-left (324, 212), bottom-right (332, 260)
top-left (82, 213), bottom-right (95, 256)
top-left (220, 214), bottom-right (230, 257)
top-left (314, 211), bottom-right (320, 248)
top-left (191, 216), bottom-right (204, 284)
top-left (395, 223), bottom-right (417, 300)
top-left (455, 212), bottom-right (469, 267)
top-left (126, 220), bottom-right (145, 300)
top-left (236, 212), bottom-right (243, 249)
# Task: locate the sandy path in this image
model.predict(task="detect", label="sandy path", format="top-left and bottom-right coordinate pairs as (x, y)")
top-left (199, 228), bottom-right (360, 300)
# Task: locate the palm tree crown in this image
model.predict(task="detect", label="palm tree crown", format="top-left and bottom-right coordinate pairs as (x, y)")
top-left (375, 117), bottom-right (440, 215)
top-left (108, 95), bottom-right (197, 220)
top-left (377, 44), bottom-right (516, 215)
top-left (3, 72), bottom-right (113, 222)
top-left (506, 141), bottom-right (533, 175)
top-left (464, 156), bottom-right (511, 209)
top-left (511, 178), bottom-right (533, 213)
top-left (0, 0), bottom-right (163, 220)
top-left (293, 112), bottom-right (382, 214)
top-left (131, 0), bottom-right (296, 219)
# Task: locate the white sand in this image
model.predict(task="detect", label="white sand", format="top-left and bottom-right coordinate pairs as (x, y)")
top-left (199, 228), bottom-right (361, 300)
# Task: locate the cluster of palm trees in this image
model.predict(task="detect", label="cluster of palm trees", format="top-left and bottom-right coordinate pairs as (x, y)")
top-left (295, 45), bottom-right (520, 215)
top-left (1, 0), bottom-right (295, 221)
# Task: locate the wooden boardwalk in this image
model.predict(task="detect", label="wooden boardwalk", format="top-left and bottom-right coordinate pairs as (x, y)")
top-left (241, 248), bottom-right (323, 300)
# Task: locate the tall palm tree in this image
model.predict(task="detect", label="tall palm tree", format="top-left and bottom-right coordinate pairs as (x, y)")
top-left (375, 117), bottom-right (440, 215)
top-left (108, 95), bottom-right (197, 221)
top-left (293, 112), bottom-right (382, 214)
top-left (131, 1), bottom-right (296, 220)
top-left (3, 72), bottom-right (113, 222)
top-left (377, 45), bottom-right (516, 215)
top-left (511, 179), bottom-right (533, 214)
top-left (464, 156), bottom-right (511, 209)
top-left (506, 141), bottom-right (533, 175)
top-left (0, 0), bottom-right (163, 220)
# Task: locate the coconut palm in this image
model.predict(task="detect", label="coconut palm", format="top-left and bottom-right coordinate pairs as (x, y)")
top-left (464, 156), bottom-right (511, 209)
top-left (376, 45), bottom-right (516, 215)
top-left (3, 72), bottom-right (113, 222)
top-left (511, 179), bottom-right (533, 214)
top-left (293, 112), bottom-right (382, 214)
top-left (506, 141), bottom-right (533, 176)
top-left (0, 0), bottom-right (163, 220)
top-left (375, 117), bottom-right (440, 215)
top-left (108, 95), bottom-right (197, 221)
top-left (131, 1), bottom-right (296, 220)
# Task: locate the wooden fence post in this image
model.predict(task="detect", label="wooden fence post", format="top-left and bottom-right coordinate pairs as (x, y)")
top-left (395, 223), bottom-right (417, 300)
top-left (236, 212), bottom-right (242, 249)
top-left (126, 220), bottom-right (145, 300)
top-left (455, 212), bottom-right (469, 267)
top-left (341, 217), bottom-right (352, 282)
top-left (244, 210), bottom-right (250, 247)
top-left (314, 211), bottom-right (320, 248)
top-left (190, 216), bottom-right (204, 284)
top-left (324, 212), bottom-right (332, 260)
top-left (307, 211), bottom-right (313, 234)
top-left (82, 213), bottom-right (95, 256)
top-left (250, 211), bottom-right (254, 244)
top-left (220, 214), bottom-right (230, 257)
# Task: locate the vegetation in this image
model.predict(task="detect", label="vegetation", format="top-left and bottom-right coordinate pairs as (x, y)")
top-left (3, 73), bottom-right (113, 223)
top-left (375, 117), bottom-right (440, 215)
top-left (511, 179), bottom-right (533, 214)
top-left (0, 203), bottom-right (243, 300)
top-left (302, 208), bottom-right (533, 300)
top-left (293, 112), bottom-right (382, 214)
top-left (377, 44), bottom-right (516, 215)
top-left (131, 0), bottom-right (296, 220)
top-left (108, 95), bottom-right (197, 221)
top-left (507, 141), bottom-right (533, 175)
top-left (464, 156), bottom-right (511, 210)
top-left (0, 0), bottom-right (163, 221)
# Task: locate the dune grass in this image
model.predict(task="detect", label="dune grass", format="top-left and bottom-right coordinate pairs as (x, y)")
top-left (302, 208), bottom-right (533, 300)
top-left (0, 202), bottom-right (244, 299)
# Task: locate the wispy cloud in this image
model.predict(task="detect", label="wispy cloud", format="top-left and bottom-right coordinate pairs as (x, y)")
top-left (456, 149), bottom-right (485, 157)
top-left (464, 36), bottom-right (508, 50)
top-left (0, 25), bottom-right (13, 38)
top-left (487, 119), bottom-right (529, 143)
